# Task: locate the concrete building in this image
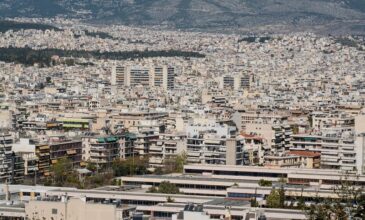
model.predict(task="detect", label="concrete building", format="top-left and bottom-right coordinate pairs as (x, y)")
top-left (25, 197), bottom-right (133, 220)
top-left (149, 133), bottom-right (186, 167)
top-left (0, 133), bottom-right (14, 182)
top-left (111, 65), bottom-right (128, 89)
top-left (111, 65), bottom-right (175, 90)
top-left (219, 74), bottom-right (252, 91)
top-left (186, 119), bottom-right (243, 165)
top-left (152, 66), bottom-right (175, 90)
top-left (82, 135), bottom-right (125, 166)
top-left (355, 114), bottom-right (365, 174)
top-left (49, 135), bottom-right (82, 167)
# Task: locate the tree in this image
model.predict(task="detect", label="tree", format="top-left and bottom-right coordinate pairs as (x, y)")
top-left (258, 179), bottom-right (272, 187)
top-left (167, 196), bottom-right (174, 202)
top-left (148, 181), bottom-right (180, 194)
top-left (278, 185), bottom-right (286, 208)
top-left (250, 198), bottom-right (259, 207)
top-left (304, 172), bottom-right (365, 220)
top-left (267, 189), bottom-right (281, 208)
top-left (112, 157), bottom-right (148, 176)
top-left (86, 161), bottom-right (97, 172)
top-left (160, 152), bottom-right (187, 174)
top-left (175, 152), bottom-right (187, 173)
top-left (158, 181), bottom-right (180, 194)
top-left (51, 158), bottom-right (74, 186)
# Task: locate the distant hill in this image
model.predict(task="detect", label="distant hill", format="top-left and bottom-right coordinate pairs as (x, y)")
top-left (1, 0), bottom-right (365, 34)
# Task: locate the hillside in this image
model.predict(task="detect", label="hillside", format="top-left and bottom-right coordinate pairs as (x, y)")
top-left (1, 0), bottom-right (365, 34)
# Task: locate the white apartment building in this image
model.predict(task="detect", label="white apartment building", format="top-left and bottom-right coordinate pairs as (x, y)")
top-left (82, 135), bottom-right (125, 166)
top-left (291, 113), bottom-right (365, 174)
top-left (311, 111), bottom-right (354, 131)
top-left (186, 119), bottom-right (244, 165)
top-left (232, 111), bottom-right (292, 153)
top-left (12, 138), bottom-right (38, 176)
top-left (219, 74), bottom-right (252, 91)
top-left (111, 65), bottom-right (175, 90)
top-left (148, 133), bottom-right (187, 167)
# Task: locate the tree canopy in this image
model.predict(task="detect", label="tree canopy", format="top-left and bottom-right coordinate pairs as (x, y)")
top-left (148, 181), bottom-right (180, 194)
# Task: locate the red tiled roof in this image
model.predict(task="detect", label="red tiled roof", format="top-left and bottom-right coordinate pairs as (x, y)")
top-left (289, 150), bottom-right (320, 157)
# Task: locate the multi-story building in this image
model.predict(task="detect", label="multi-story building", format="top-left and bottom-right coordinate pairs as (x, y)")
top-left (111, 65), bottom-right (127, 89)
top-left (355, 114), bottom-right (365, 174)
top-left (56, 118), bottom-right (92, 131)
top-left (128, 66), bottom-right (150, 87)
top-left (186, 119), bottom-right (244, 165)
top-left (133, 123), bottom-right (160, 158)
top-left (311, 111), bottom-right (354, 131)
top-left (232, 111), bottom-right (292, 153)
top-left (120, 132), bottom-right (136, 159)
top-left (219, 74), bottom-right (252, 91)
top-left (152, 66), bottom-right (175, 90)
top-left (110, 110), bottom-right (168, 131)
top-left (49, 135), bottom-right (82, 167)
top-left (239, 133), bottom-right (266, 165)
top-left (12, 139), bottom-right (39, 177)
top-left (290, 114), bottom-right (365, 173)
top-left (82, 135), bottom-right (125, 167)
top-left (290, 134), bottom-right (322, 152)
top-left (111, 65), bottom-right (175, 90)
top-left (320, 127), bottom-right (357, 171)
top-left (0, 133), bottom-right (13, 182)
top-left (148, 132), bottom-right (186, 167)
top-left (35, 144), bottom-right (51, 176)
top-left (264, 154), bottom-right (314, 168)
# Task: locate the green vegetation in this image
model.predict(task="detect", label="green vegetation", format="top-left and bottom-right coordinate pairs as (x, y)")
top-left (112, 157), bottom-right (149, 176)
top-left (148, 181), bottom-right (180, 194)
top-left (0, 20), bottom-right (60, 33)
top-left (258, 179), bottom-right (272, 187)
top-left (0, 47), bottom-right (205, 67)
top-left (156, 152), bottom-right (187, 174)
top-left (250, 198), bottom-right (259, 207)
top-left (50, 158), bottom-right (76, 187)
top-left (266, 186), bottom-right (286, 208)
top-left (304, 173), bottom-right (365, 220)
top-left (46, 158), bottom-right (114, 189)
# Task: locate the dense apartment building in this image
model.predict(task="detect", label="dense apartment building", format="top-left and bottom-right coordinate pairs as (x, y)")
top-left (120, 132), bottom-right (136, 159)
top-left (311, 111), bottom-right (354, 131)
top-left (49, 135), bottom-right (82, 167)
top-left (110, 110), bottom-right (168, 131)
top-left (56, 118), bottom-right (92, 131)
top-left (290, 113), bottom-right (365, 173)
top-left (148, 133), bottom-right (186, 167)
top-left (239, 133), bottom-right (266, 165)
top-left (219, 74), bottom-right (252, 91)
top-left (355, 114), bottom-right (365, 174)
top-left (232, 111), bottom-right (292, 153)
top-left (35, 144), bottom-right (51, 176)
top-left (0, 133), bottom-right (13, 182)
top-left (82, 135), bottom-right (125, 166)
top-left (186, 119), bottom-right (244, 165)
top-left (111, 65), bottom-right (175, 91)
top-left (110, 65), bottom-right (126, 89)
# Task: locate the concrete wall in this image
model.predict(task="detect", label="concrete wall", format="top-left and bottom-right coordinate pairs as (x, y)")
top-left (25, 198), bottom-right (117, 220)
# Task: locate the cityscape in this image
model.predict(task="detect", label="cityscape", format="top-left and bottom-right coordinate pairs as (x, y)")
top-left (0, 1), bottom-right (365, 220)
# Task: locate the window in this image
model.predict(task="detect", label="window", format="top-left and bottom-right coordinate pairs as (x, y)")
top-left (52, 209), bottom-right (58, 214)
